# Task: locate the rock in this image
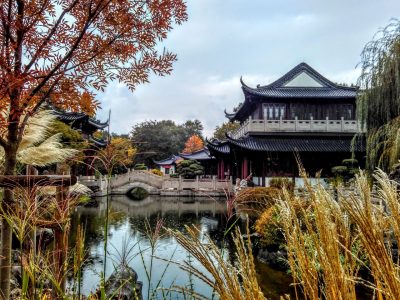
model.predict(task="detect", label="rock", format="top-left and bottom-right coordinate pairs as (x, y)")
top-left (83, 197), bottom-right (99, 207)
top-left (103, 263), bottom-right (143, 300)
top-left (37, 228), bottom-right (54, 249)
top-left (257, 248), bottom-right (288, 270)
top-left (10, 287), bottom-right (21, 300)
top-left (389, 163), bottom-right (400, 185)
top-left (11, 250), bottom-right (20, 264)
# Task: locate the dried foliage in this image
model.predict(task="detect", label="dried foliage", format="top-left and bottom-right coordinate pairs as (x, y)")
top-left (0, 0), bottom-right (187, 138)
top-left (235, 187), bottom-right (281, 214)
top-left (273, 166), bottom-right (400, 299)
top-left (171, 225), bottom-right (265, 300)
top-left (0, 180), bottom-right (87, 299)
top-left (0, 110), bottom-right (78, 168)
top-left (95, 136), bottom-right (136, 174)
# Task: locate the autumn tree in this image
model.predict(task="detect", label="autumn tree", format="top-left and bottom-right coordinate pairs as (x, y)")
top-left (95, 136), bottom-right (136, 174)
top-left (0, 0), bottom-right (187, 297)
top-left (213, 121), bottom-right (241, 140)
top-left (182, 134), bottom-right (204, 154)
top-left (131, 119), bottom-right (204, 163)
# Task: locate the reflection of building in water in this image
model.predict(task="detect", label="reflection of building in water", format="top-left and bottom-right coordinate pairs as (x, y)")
top-left (84, 196), bottom-right (227, 218)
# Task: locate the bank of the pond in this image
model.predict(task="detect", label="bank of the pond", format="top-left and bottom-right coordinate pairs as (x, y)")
top-left (70, 195), bottom-right (297, 299)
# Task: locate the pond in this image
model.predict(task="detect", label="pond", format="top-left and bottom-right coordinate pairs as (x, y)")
top-left (69, 195), bottom-right (297, 299)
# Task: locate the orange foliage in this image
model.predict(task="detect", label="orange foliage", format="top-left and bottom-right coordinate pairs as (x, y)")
top-left (182, 135), bottom-right (204, 154)
top-left (0, 0), bottom-right (188, 148)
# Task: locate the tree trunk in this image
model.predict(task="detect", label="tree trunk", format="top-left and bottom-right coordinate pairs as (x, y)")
top-left (0, 127), bottom-right (19, 299)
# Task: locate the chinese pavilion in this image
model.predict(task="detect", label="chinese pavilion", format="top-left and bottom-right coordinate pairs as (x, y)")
top-left (52, 109), bottom-right (109, 147)
top-left (52, 109), bottom-right (109, 176)
top-left (153, 148), bottom-right (217, 175)
top-left (207, 63), bottom-right (365, 185)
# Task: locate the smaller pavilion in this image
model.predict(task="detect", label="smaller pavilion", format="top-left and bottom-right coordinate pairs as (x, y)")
top-left (153, 148), bottom-right (217, 176)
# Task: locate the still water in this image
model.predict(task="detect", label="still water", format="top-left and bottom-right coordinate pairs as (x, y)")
top-left (69, 195), bottom-right (295, 299)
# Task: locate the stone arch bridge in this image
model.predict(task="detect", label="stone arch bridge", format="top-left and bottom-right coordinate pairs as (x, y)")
top-left (78, 169), bottom-right (232, 196)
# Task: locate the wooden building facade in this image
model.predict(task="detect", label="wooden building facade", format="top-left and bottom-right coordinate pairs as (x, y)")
top-left (207, 63), bottom-right (365, 185)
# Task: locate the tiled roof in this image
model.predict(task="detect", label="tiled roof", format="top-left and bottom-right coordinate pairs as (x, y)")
top-left (153, 155), bottom-right (181, 166)
top-left (241, 86), bottom-right (357, 98)
top-left (52, 110), bottom-right (87, 121)
top-left (88, 136), bottom-right (108, 148)
top-left (226, 63), bottom-right (358, 121)
top-left (88, 118), bottom-right (109, 129)
top-left (227, 135), bottom-right (365, 152)
top-left (53, 109), bottom-right (109, 128)
top-left (180, 148), bottom-right (214, 160)
top-left (206, 140), bottom-right (231, 155)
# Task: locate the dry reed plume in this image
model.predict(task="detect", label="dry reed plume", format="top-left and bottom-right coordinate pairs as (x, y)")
top-left (273, 167), bottom-right (400, 299)
top-left (171, 225), bottom-right (265, 300)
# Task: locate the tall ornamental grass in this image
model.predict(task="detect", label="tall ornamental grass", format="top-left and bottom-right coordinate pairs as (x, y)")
top-left (276, 168), bottom-right (400, 299)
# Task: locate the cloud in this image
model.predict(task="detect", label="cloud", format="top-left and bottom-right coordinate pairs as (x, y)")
top-left (96, 0), bottom-right (400, 138)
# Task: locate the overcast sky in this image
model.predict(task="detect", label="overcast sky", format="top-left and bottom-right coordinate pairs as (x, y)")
top-left (97, 0), bottom-right (400, 137)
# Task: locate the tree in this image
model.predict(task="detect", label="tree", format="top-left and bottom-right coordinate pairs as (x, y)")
top-left (176, 159), bottom-right (204, 179)
top-left (130, 119), bottom-right (204, 164)
top-left (213, 121), bottom-right (241, 140)
top-left (358, 20), bottom-right (400, 171)
top-left (182, 135), bottom-right (204, 154)
top-left (0, 1), bottom-right (187, 296)
top-left (95, 136), bottom-right (136, 174)
top-left (183, 120), bottom-right (204, 140)
top-left (49, 119), bottom-right (87, 150)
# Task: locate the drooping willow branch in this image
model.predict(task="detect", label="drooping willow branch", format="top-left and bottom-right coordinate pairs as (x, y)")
top-left (358, 19), bottom-right (400, 171)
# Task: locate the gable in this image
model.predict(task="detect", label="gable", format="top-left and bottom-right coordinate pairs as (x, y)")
top-left (283, 71), bottom-right (324, 87)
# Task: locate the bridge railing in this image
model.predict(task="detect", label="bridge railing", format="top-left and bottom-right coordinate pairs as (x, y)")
top-left (162, 176), bottom-right (232, 192)
top-left (79, 171), bottom-right (233, 194)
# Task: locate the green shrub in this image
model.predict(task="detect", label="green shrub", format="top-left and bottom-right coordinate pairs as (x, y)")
top-left (134, 163), bottom-right (147, 170)
top-left (331, 158), bottom-right (360, 185)
top-left (176, 159), bottom-right (204, 179)
top-left (331, 165), bottom-right (348, 175)
top-left (342, 158), bottom-right (358, 167)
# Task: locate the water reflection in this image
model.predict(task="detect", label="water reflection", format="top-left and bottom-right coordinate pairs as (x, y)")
top-left (69, 195), bottom-right (295, 299)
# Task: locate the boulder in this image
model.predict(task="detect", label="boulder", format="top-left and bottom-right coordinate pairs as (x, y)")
top-left (104, 263), bottom-right (143, 300)
top-left (257, 248), bottom-right (288, 270)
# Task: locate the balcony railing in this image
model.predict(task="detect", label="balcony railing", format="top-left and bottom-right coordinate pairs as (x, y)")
top-left (231, 117), bottom-right (365, 139)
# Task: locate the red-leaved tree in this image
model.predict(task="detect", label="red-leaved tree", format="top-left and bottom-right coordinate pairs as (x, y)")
top-left (182, 134), bottom-right (204, 154)
top-left (0, 0), bottom-right (187, 297)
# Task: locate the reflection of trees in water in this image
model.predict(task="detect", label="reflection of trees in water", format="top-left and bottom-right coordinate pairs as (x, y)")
top-left (69, 207), bottom-right (128, 274)
top-left (68, 197), bottom-right (243, 287)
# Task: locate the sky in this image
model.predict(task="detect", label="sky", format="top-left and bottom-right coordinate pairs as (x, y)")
top-left (97, 0), bottom-right (400, 137)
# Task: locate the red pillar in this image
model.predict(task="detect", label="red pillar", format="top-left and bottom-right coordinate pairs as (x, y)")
top-left (243, 158), bottom-right (249, 179)
top-left (217, 160), bottom-right (221, 180)
top-left (221, 160), bottom-right (225, 180)
top-left (262, 158), bottom-right (266, 187)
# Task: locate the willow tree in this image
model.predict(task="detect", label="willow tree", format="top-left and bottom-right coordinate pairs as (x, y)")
top-left (358, 19), bottom-right (400, 171)
top-left (0, 0), bottom-right (187, 297)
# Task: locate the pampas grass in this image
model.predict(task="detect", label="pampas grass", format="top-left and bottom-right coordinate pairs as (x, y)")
top-left (272, 167), bottom-right (400, 299)
top-left (0, 110), bottom-right (78, 167)
top-left (171, 225), bottom-right (265, 300)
